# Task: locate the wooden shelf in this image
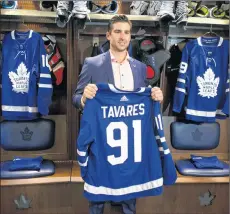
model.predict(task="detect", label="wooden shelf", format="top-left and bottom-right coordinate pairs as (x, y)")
top-left (89, 13), bottom-right (159, 22)
top-left (71, 162), bottom-right (229, 184)
top-left (71, 161), bottom-right (83, 183)
top-left (0, 9), bottom-right (57, 18)
top-left (0, 161), bottom-right (72, 187)
top-left (1, 9), bottom-right (229, 26)
top-left (187, 17), bottom-right (229, 26)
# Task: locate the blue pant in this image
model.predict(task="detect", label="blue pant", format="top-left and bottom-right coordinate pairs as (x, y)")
top-left (89, 199), bottom-right (136, 214)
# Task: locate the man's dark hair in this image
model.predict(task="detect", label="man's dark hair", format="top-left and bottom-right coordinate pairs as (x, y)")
top-left (108, 14), bottom-right (132, 32)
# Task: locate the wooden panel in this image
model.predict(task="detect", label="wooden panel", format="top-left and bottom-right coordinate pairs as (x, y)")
top-left (1, 182), bottom-right (228, 214)
top-left (71, 183), bottom-right (229, 214)
top-left (0, 161), bottom-right (72, 186)
top-left (136, 183), bottom-right (229, 214)
top-left (1, 115), bottom-right (68, 161)
top-left (71, 162), bottom-right (83, 183)
top-left (163, 117), bottom-right (229, 160)
top-left (1, 183), bottom-right (74, 214)
top-left (66, 20), bottom-right (77, 160)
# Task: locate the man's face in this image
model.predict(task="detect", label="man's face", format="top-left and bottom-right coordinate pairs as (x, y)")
top-left (106, 22), bottom-right (131, 52)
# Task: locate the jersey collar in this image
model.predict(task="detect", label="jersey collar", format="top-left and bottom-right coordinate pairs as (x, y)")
top-left (197, 36), bottom-right (223, 47)
top-left (11, 30), bottom-right (33, 40)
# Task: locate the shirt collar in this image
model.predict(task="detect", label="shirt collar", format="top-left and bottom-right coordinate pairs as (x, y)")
top-left (110, 50), bottom-right (130, 63)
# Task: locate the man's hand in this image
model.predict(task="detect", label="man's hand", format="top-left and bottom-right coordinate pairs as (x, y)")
top-left (151, 87), bottom-right (163, 102)
top-left (81, 84), bottom-right (98, 107)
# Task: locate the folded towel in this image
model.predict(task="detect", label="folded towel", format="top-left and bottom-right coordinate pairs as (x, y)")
top-left (9, 156), bottom-right (43, 171)
top-left (190, 155), bottom-right (224, 169)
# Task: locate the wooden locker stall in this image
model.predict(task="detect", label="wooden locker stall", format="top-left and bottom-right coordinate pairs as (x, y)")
top-left (0, 1), bottom-right (229, 214)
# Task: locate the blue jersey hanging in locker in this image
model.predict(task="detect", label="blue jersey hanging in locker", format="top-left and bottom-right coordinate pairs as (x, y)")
top-left (77, 83), bottom-right (177, 202)
top-left (173, 37), bottom-right (229, 122)
top-left (0, 30), bottom-right (53, 120)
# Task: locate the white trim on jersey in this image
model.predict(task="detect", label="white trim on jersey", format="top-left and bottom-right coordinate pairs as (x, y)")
top-left (84, 177), bottom-right (163, 196)
top-left (78, 157), bottom-right (88, 167)
top-left (11, 31), bottom-right (15, 40)
top-left (38, 83), bottom-right (52, 88)
top-left (40, 74), bottom-right (51, 78)
top-left (217, 37), bottom-right (224, 46)
top-left (177, 78), bottom-right (186, 84)
top-left (216, 110), bottom-right (226, 116)
top-left (2, 105), bottom-right (38, 113)
top-left (11, 30), bottom-right (33, 40)
top-left (77, 149), bottom-right (86, 156)
top-left (175, 87), bottom-right (186, 94)
top-left (29, 30), bottom-right (33, 38)
top-left (158, 147), bottom-right (169, 154)
top-left (155, 136), bottom-right (166, 143)
top-left (186, 108), bottom-right (216, 117)
top-left (163, 149), bottom-right (170, 155)
top-left (108, 84), bottom-right (145, 93)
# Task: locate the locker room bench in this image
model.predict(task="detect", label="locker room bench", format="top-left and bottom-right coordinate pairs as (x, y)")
top-left (0, 161), bottom-right (72, 186)
top-left (0, 161), bottom-right (74, 214)
top-left (1, 161), bottom-right (228, 186)
top-left (1, 161), bottom-right (229, 214)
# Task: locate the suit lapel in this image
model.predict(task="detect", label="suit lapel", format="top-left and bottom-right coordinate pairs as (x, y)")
top-left (129, 57), bottom-right (139, 89)
top-left (102, 51), bottom-right (115, 84)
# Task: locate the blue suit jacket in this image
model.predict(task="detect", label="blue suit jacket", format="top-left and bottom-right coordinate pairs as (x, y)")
top-left (72, 51), bottom-right (148, 109)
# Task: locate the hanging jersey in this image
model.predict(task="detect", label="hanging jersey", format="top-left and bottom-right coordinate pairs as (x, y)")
top-left (77, 83), bottom-right (177, 202)
top-left (1, 30), bottom-right (53, 120)
top-left (173, 37), bottom-right (229, 122)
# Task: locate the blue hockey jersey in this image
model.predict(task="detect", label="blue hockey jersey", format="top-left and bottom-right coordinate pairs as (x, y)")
top-left (173, 37), bottom-right (229, 122)
top-left (0, 30), bottom-right (53, 120)
top-left (77, 83), bottom-right (177, 202)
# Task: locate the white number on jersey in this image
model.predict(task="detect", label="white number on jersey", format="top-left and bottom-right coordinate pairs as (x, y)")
top-left (42, 55), bottom-right (49, 68)
top-left (106, 120), bottom-right (142, 165)
top-left (179, 62), bottom-right (188, 74)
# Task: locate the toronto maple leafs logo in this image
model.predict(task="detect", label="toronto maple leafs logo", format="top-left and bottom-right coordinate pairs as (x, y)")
top-left (8, 62), bottom-right (30, 94)
top-left (20, 127), bottom-right (33, 141)
top-left (192, 128), bottom-right (203, 141)
top-left (14, 194), bottom-right (32, 209)
top-left (197, 68), bottom-right (219, 98)
top-left (199, 190), bottom-right (216, 206)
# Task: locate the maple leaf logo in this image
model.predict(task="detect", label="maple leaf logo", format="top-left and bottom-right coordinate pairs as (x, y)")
top-left (197, 68), bottom-right (219, 98)
top-left (192, 128), bottom-right (203, 141)
top-left (8, 62), bottom-right (30, 94)
top-left (199, 190), bottom-right (216, 206)
top-left (14, 194), bottom-right (32, 209)
top-left (20, 127), bottom-right (33, 141)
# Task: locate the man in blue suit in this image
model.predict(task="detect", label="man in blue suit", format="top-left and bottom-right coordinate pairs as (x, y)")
top-left (73, 15), bottom-right (163, 214)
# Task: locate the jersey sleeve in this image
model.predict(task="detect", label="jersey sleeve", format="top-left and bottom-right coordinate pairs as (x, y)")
top-left (173, 44), bottom-right (189, 113)
top-left (153, 101), bottom-right (177, 185)
top-left (222, 69), bottom-right (229, 116)
top-left (76, 99), bottom-right (95, 179)
top-left (37, 36), bottom-right (53, 115)
top-left (0, 42), bottom-right (2, 89)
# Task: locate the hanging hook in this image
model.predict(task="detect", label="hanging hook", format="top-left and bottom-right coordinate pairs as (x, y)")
top-left (210, 24), bottom-right (213, 33)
